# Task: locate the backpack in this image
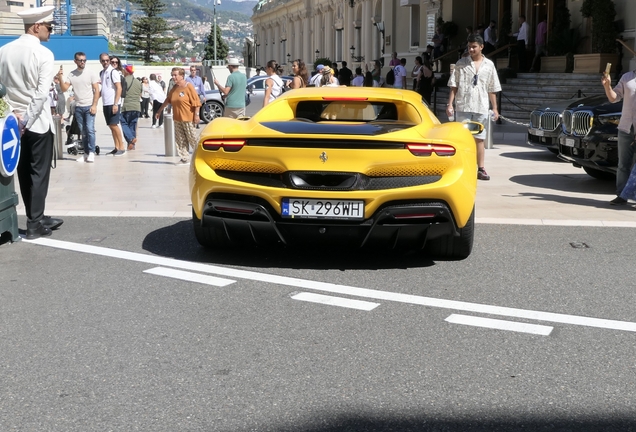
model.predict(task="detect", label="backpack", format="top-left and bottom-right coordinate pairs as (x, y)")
top-left (385, 68), bottom-right (395, 86)
top-left (100, 69), bottom-right (126, 99)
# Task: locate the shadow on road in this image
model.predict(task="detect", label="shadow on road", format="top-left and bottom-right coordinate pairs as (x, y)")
top-left (142, 220), bottom-right (437, 270)
top-left (509, 174), bottom-right (615, 195)
top-left (245, 415), bottom-right (636, 431)
top-left (499, 150), bottom-right (567, 163)
top-left (516, 191), bottom-right (636, 211)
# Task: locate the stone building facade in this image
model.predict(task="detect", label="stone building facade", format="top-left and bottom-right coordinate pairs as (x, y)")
top-left (251, 0), bottom-right (635, 74)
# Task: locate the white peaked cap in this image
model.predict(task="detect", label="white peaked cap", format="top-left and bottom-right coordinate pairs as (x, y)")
top-left (18, 6), bottom-right (55, 25)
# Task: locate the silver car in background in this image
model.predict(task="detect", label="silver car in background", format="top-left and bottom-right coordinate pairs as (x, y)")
top-left (200, 75), bottom-right (293, 123)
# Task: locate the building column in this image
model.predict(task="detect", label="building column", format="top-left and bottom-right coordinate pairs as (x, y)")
top-left (303, 12), bottom-right (310, 63)
top-left (325, 7), bottom-right (334, 60)
top-left (274, 26), bottom-right (280, 62)
top-left (362, 0), bottom-right (371, 63)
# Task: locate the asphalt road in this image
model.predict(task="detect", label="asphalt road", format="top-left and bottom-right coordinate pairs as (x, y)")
top-left (2, 217), bottom-right (636, 431)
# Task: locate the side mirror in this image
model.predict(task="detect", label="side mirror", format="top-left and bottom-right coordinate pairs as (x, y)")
top-left (462, 120), bottom-right (484, 135)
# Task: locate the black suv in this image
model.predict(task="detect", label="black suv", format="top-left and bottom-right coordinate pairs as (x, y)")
top-left (527, 99), bottom-right (582, 154)
top-left (557, 95), bottom-right (622, 180)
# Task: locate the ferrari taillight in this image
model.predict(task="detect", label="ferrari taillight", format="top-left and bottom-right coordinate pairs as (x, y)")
top-left (406, 143), bottom-right (456, 157)
top-left (202, 139), bottom-right (245, 152)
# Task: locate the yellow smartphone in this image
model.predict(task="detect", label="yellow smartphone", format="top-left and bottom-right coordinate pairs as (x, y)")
top-left (604, 62), bottom-right (611, 77)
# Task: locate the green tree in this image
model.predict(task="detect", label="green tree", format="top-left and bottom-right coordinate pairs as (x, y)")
top-left (203, 23), bottom-right (229, 62)
top-left (581, 0), bottom-right (618, 53)
top-left (126, 0), bottom-right (179, 63)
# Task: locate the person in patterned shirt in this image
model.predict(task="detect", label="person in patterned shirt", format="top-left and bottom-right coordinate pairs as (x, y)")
top-left (447, 34), bottom-right (501, 180)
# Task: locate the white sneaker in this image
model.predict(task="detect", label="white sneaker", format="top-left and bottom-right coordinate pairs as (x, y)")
top-left (151, 125), bottom-right (157, 129)
top-left (77, 154), bottom-right (86, 163)
top-left (86, 152), bottom-right (95, 163)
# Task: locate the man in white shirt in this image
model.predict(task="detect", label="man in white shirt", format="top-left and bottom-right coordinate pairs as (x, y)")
top-left (351, 67), bottom-right (364, 87)
top-left (58, 51), bottom-right (100, 162)
top-left (309, 64), bottom-right (325, 87)
top-left (393, 58), bottom-right (407, 89)
top-left (512, 15), bottom-right (530, 72)
top-left (484, 20), bottom-right (497, 55)
top-left (447, 34), bottom-right (502, 181)
top-left (0, 6), bottom-right (64, 239)
top-left (99, 52), bottom-right (125, 155)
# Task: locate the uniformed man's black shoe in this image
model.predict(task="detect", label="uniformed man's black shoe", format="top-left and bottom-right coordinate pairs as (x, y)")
top-left (26, 224), bottom-right (52, 240)
top-left (42, 216), bottom-right (64, 230)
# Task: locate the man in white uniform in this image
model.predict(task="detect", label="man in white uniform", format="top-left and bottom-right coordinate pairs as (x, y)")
top-left (0, 6), bottom-right (63, 239)
top-left (58, 51), bottom-right (100, 162)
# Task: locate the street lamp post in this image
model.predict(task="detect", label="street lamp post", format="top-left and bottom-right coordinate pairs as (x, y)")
top-left (315, 49), bottom-right (320, 60)
top-left (213, 0), bottom-right (221, 65)
top-left (350, 45), bottom-right (364, 63)
top-left (113, 2), bottom-right (133, 61)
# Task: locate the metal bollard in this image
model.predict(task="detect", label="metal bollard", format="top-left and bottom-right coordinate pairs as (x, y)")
top-left (53, 115), bottom-right (65, 160)
top-left (163, 113), bottom-right (176, 156)
top-left (486, 110), bottom-right (494, 150)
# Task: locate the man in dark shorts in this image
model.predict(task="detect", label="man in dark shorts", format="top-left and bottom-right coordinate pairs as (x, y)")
top-left (99, 53), bottom-right (125, 155)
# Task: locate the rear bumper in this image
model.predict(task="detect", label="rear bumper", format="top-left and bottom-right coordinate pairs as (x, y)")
top-left (199, 195), bottom-right (459, 249)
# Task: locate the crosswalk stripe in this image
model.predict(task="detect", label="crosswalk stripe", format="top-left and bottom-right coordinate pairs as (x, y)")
top-left (291, 292), bottom-right (380, 311)
top-left (143, 267), bottom-right (235, 287)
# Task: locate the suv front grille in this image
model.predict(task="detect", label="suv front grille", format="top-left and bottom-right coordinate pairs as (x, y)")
top-left (540, 112), bottom-right (560, 131)
top-left (530, 111), bottom-right (560, 131)
top-left (572, 110), bottom-right (593, 136)
top-left (562, 110), bottom-right (573, 134)
top-left (530, 110), bottom-right (541, 129)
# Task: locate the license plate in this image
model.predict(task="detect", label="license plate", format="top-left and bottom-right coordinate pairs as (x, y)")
top-left (533, 129), bottom-right (544, 136)
top-left (282, 199), bottom-right (364, 220)
top-left (565, 138), bottom-right (576, 147)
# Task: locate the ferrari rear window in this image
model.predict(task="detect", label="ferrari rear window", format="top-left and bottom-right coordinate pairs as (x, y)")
top-left (296, 101), bottom-right (398, 123)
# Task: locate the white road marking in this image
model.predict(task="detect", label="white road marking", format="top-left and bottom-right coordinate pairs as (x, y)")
top-left (143, 267), bottom-right (235, 287)
top-left (291, 292), bottom-right (380, 311)
top-left (26, 238), bottom-right (636, 333)
top-left (445, 314), bottom-right (554, 336)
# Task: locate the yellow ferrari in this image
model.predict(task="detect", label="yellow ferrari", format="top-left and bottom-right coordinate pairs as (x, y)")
top-left (190, 87), bottom-right (479, 259)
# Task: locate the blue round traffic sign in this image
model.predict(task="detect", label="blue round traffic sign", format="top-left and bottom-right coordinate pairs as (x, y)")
top-left (0, 113), bottom-right (21, 177)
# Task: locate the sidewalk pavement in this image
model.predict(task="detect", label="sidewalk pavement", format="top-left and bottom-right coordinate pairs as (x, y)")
top-left (13, 114), bottom-right (636, 227)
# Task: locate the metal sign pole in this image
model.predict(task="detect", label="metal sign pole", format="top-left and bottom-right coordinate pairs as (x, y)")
top-left (486, 110), bottom-right (494, 150)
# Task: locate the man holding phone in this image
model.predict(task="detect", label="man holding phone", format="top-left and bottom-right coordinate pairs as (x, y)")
top-left (602, 65), bottom-right (636, 205)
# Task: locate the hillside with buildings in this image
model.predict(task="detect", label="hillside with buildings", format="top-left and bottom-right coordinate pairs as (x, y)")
top-left (71, 0), bottom-right (255, 61)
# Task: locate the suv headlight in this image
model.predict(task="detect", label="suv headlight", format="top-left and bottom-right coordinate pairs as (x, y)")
top-left (598, 113), bottom-right (621, 126)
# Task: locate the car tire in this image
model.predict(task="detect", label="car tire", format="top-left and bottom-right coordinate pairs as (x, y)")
top-left (200, 101), bottom-right (224, 124)
top-left (424, 206), bottom-right (475, 260)
top-left (192, 210), bottom-right (229, 248)
top-left (583, 166), bottom-right (615, 181)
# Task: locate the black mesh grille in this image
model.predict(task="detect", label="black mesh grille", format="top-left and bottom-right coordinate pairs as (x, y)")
top-left (215, 170), bottom-right (441, 191)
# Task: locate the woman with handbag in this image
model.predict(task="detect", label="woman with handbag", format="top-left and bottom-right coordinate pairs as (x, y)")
top-left (263, 60), bottom-right (284, 107)
top-left (155, 67), bottom-right (200, 164)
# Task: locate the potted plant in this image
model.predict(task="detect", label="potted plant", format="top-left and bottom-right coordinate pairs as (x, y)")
top-left (573, 0), bottom-right (619, 73)
top-left (543, 0), bottom-right (579, 72)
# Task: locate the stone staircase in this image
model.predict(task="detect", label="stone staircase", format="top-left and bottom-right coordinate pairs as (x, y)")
top-left (497, 73), bottom-right (607, 123)
top-left (430, 73), bottom-right (607, 125)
